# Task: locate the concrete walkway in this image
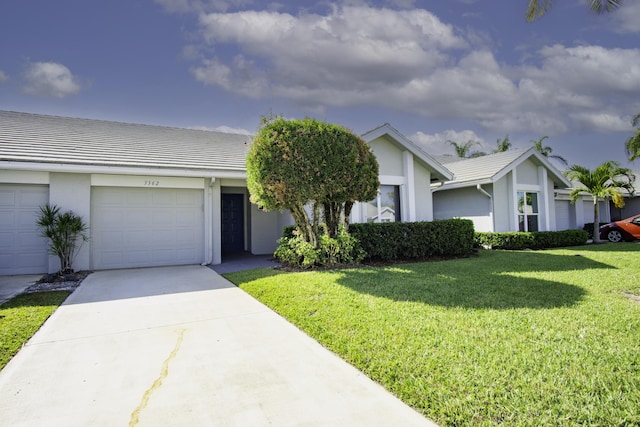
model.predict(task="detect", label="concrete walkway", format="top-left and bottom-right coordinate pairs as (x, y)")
top-left (0, 265), bottom-right (437, 426)
top-left (0, 274), bottom-right (41, 304)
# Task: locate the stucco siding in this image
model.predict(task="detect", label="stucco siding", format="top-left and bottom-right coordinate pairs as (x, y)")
top-left (516, 159), bottom-right (538, 185)
top-left (413, 162), bottom-right (432, 221)
top-left (49, 173), bottom-right (92, 272)
top-left (492, 176), bottom-right (512, 232)
top-left (250, 204), bottom-right (281, 255)
top-left (368, 136), bottom-right (404, 176)
top-left (433, 186), bottom-right (492, 231)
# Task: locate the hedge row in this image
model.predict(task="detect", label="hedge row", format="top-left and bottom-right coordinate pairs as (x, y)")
top-left (474, 229), bottom-right (588, 250)
top-left (348, 218), bottom-right (475, 261)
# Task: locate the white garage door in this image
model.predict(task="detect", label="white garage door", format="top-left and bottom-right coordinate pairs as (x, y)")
top-left (0, 184), bottom-right (49, 275)
top-left (91, 187), bottom-right (204, 270)
top-left (555, 200), bottom-right (571, 230)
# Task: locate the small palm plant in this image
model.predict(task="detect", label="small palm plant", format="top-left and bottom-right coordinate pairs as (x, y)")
top-left (36, 204), bottom-right (88, 275)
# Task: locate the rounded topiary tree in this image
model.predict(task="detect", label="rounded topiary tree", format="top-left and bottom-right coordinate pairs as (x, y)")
top-left (247, 116), bottom-right (379, 249)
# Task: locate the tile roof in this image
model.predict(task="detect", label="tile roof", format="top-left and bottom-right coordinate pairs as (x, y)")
top-left (437, 148), bottom-right (571, 188)
top-left (0, 111), bottom-right (252, 172)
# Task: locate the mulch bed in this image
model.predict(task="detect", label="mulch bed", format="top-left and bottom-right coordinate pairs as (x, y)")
top-left (25, 271), bottom-right (92, 293)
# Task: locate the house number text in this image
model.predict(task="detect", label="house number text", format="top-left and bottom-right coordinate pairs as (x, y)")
top-left (144, 180), bottom-right (160, 186)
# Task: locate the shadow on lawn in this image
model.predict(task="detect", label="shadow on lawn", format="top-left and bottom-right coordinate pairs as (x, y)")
top-left (335, 251), bottom-right (611, 310)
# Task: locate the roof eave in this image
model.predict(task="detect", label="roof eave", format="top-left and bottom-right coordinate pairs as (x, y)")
top-left (362, 123), bottom-right (454, 181)
top-left (0, 160), bottom-right (247, 179)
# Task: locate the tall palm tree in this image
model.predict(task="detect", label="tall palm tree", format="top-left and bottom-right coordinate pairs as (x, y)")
top-left (565, 161), bottom-right (634, 243)
top-left (624, 113), bottom-right (640, 161)
top-left (493, 135), bottom-right (512, 153)
top-left (531, 136), bottom-right (568, 166)
top-left (526, 0), bottom-right (624, 21)
top-left (446, 140), bottom-right (485, 158)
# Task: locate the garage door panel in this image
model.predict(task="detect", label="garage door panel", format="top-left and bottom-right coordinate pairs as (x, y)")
top-left (0, 184), bottom-right (49, 275)
top-left (91, 187), bottom-right (204, 270)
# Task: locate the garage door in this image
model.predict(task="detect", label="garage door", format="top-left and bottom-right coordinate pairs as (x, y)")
top-left (555, 200), bottom-right (571, 231)
top-left (0, 184), bottom-right (49, 275)
top-left (91, 187), bottom-right (204, 270)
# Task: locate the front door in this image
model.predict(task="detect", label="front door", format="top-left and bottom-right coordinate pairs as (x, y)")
top-left (221, 194), bottom-right (245, 253)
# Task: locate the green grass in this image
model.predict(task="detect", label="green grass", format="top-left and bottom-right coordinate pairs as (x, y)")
top-left (226, 243), bottom-right (640, 426)
top-left (0, 291), bottom-right (71, 370)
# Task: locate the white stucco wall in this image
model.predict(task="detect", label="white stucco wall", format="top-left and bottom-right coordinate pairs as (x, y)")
top-left (250, 205), bottom-right (281, 255)
top-left (368, 136), bottom-right (404, 176)
top-left (49, 173), bottom-right (91, 272)
top-left (516, 160), bottom-right (538, 185)
top-left (433, 186), bottom-right (493, 231)
top-left (413, 162), bottom-right (433, 221)
top-left (492, 176), bottom-right (512, 232)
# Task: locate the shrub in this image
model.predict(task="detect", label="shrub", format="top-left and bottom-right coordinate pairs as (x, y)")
top-left (349, 218), bottom-right (475, 261)
top-left (36, 204), bottom-right (88, 275)
top-left (274, 225), bottom-right (365, 268)
top-left (475, 229), bottom-right (588, 250)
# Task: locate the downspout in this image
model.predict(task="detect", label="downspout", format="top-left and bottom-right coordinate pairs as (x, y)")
top-left (201, 176), bottom-right (216, 266)
top-left (476, 184), bottom-right (494, 231)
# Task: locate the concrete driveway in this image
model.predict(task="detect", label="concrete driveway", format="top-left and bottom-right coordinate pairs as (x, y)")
top-left (0, 265), bottom-right (436, 426)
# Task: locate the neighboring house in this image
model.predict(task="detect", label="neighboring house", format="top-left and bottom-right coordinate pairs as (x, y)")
top-left (431, 148), bottom-right (572, 233)
top-left (609, 170), bottom-right (640, 221)
top-left (354, 123), bottom-right (453, 224)
top-left (554, 188), bottom-right (612, 229)
top-left (0, 113), bottom-right (452, 275)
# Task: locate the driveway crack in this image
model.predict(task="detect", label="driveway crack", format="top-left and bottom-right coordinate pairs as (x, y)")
top-left (128, 328), bottom-right (185, 426)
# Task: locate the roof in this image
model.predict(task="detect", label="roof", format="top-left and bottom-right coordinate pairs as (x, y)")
top-left (361, 123), bottom-right (453, 182)
top-left (435, 147), bottom-right (571, 190)
top-left (0, 110), bottom-right (252, 173)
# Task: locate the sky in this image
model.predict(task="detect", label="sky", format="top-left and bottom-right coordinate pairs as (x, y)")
top-left (1, 0), bottom-right (639, 170)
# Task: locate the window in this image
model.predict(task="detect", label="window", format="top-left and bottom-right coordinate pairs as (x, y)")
top-left (365, 185), bottom-right (401, 223)
top-left (517, 191), bottom-right (539, 232)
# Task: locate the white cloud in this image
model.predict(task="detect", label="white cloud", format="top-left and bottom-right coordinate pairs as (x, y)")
top-left (611, 1), bottom-right (640, 33)
top-left (22, 62), bottom-right (82, 98)
top-left (184, 4), bottom-right (640, 137)
top-left (193, 5), bottom-right (466, 95)
top-left (569, 112), bottom-right (632, 132)
top-left (0, 70), bottom-right (8, 82)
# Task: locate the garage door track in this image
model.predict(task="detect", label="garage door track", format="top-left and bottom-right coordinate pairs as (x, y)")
top-left (0, 265), bottom-right (436, 426)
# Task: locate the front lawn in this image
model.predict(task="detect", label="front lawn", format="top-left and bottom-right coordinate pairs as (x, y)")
top-left (226, 244), bottom-right (640, 426)
top-left (0, 291), bottom-right (71, 371)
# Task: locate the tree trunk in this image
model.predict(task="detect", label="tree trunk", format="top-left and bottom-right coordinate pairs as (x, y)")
top-left (289, 203), bottom-right (317, 248)
top-left (592, 196), bottom-right (601, 243)
top-left (343, 201), bottom-right (354, 230)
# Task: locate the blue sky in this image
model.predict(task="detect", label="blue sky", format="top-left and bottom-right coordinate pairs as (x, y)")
top-left (1, 0), bottom-right (639, 169)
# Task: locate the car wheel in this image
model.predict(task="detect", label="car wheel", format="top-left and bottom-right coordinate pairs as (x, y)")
top-left (607, 229), bottom-right (623, 243)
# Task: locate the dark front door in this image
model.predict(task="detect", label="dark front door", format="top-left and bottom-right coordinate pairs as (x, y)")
top-left (222, 194), bottom-right (245, 253)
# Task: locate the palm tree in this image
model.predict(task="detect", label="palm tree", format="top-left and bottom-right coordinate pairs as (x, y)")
top-left (565, 161), bottom-right (634, 243)
top-left (493, 135), bottom-right (512, 153)
top-left (447, 140), bottom-right (485, 158)
top-left (624, 113), bottom-right (640, 161)
top-left (526, 0), bottom-right (624, 21)
top-left (531, 136), bottom-right (568, 166)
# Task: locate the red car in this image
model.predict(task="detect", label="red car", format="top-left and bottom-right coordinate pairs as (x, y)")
top-left (599, 214), bottom-right (640, 242)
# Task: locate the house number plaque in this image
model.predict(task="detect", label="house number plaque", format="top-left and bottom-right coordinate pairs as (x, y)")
top-left (144, 180), bottom-right (160, 186)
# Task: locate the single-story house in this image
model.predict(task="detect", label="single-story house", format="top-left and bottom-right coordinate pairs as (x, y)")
top-left (609, 170), bottom-right (640, 221)
top-left (431, 149), bottom-right (572, 232)
top-left (0, 113), bottom-right (453, 275)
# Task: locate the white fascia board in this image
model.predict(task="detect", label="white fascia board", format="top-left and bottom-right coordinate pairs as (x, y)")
top-left (491, 148), bottom-right (571, 188)
top-left (362, 123), bottom-right (453, 181)
top-left (0, 160), bottom-right (247, 179)
top-left (431, 178), bottom-right (493, 192)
